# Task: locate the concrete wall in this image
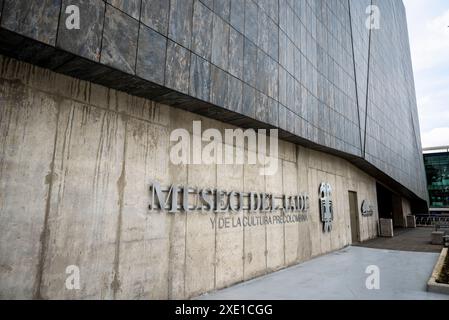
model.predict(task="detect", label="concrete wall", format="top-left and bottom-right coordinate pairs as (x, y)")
top-left (0, 56), bottom-right (379, 299)
top-left (402, 198), bottom-right (412, 217)
top-left (394, 197), bottom-right (412, 228)
top-left (391, 195), bottom-right (412, 228)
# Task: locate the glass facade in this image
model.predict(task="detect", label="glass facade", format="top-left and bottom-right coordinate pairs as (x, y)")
top-left (424, 152), bottom-right (449, 209)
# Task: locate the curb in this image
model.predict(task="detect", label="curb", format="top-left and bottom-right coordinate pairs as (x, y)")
top-left (427, 248), bottom-right (449, 295)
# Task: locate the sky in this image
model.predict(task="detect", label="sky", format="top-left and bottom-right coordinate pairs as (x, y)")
top-left (403, 0), bottom-right (449, 148)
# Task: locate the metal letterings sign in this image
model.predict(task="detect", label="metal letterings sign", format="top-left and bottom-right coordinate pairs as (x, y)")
top-left (319, 182), bottom-right (333, 232)
top-left (149, 180), bottom-right (310, 214)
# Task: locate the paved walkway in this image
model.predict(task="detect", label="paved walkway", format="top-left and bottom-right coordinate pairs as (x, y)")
top-left (198, 246), bottom-right (448, 300)
top-left (355, 227), bottom-right (442, 253)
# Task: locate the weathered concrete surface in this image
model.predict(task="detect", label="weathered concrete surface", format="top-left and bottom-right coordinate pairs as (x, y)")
top-left (198, 247), bottom-right (449, 300)
top-left (1, 56), bottom-right (380, 299)
top-left (0, 74), bottom-right (59, 299)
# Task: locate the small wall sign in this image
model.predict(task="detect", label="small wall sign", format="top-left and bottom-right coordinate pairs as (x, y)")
top-left (319, 182), bottom-right (333, 232)
top-left (361, 200), bottom-right (374, 216)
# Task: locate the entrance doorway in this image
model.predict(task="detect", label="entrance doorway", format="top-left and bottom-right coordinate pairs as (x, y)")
top-left (376, 182), bottom-right (393, 221)
top-left (348, 191), bottom-right (360, 243)
top-left (376, 182), bottom-right (406, 228)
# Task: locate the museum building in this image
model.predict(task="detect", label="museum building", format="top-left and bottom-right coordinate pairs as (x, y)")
top-left (0, 0), bottom-right (428, 299)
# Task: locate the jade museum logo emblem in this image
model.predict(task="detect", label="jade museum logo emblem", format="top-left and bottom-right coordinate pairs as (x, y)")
top-left (361, 200), bottom-right (375, 217)
top-left (319, 182), bottom-right (334, 233)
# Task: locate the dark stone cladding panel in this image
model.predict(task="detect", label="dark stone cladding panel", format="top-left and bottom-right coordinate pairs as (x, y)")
top-left (189, 53), bottom-right (210, 102)
top-left (255, 50), bottom-right (269, 100)
top-left (200, 0), bottom-right (214, 11)
top-left (211, 14), bottom-right (230, 71)
top-left (191, 0), bottom-right (214, 61)
top-left (210, 64), bottom-right (228, 107)
top-left (228, 28), bottom-right (244, 79)
top-left (0, 0), bottom-right (429, 204)
top-left (140, 0), bottom-right (169, 36)
top-left (214, 0), bottom-right (231, 22)
top-left (165, 40), bottom-right (190, 95)
top-left (242, 83), bottom-right (256, 119)
top-left (257, 9), bottom-right (270, 60)
top-left (255, 91), bottom-right (268, 123)
top-left (230, 0), bottom-right (244, 34)
top-left (278, 67), bottom-right (287, 106)
top-left (106, 0), bottom-right (141, 20)
top-left (227, 74), bottom-right (243, 114)
top-left (1, 0), bottom-right (60, 46)
top-left (57, 0), bottom-right (105, 62)
top-left (244, 0), bottom-right (258, 45)
top-left (278, 104), bottom-right (287, 131)
top-left (286, 109), bottom-right (295, 135)
top-left (100, 4), bottom-right (138, 74)
top-left (168, 0), bottom-right (194, 50)
top-left (136, 23), bottom-right (166, 85)
top-left (268, 97), bottom-right (278, 128)
top-left (243, 38), bottom-right (257, 88)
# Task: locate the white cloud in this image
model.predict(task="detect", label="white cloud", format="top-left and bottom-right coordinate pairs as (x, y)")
top-left (422, 128), bottom-right (449, 148)
top-left (403, 0), bottom-right (449, 148)
top-left (416, 75), bottom-right (449, 131)
top-left (409, 9), bottom-right (449, 71)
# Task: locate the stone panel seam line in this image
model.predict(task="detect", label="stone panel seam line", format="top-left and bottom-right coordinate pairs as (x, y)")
top-left (363, 0), bottom-right (374, 159)
top-left (347, 0), bottom-right (364, 154)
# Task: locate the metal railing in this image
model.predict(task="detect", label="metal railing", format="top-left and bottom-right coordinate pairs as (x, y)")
top-left (415, 214), bottom-right (449, 229)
